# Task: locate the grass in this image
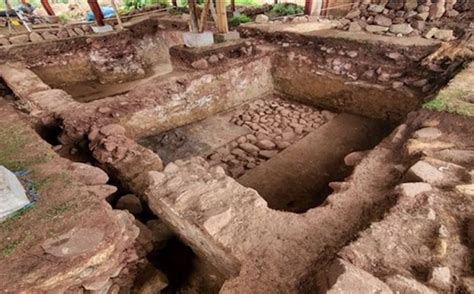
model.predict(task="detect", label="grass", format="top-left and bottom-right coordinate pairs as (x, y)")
top-left (0, 205), bottom-right (35, 231)
top-left (1, 240), bottom-right (20, 257)
top-left (45, 202), bottom-right (77, 219)
top-left (0, 125), bottom-right (53, 172)
top-left (423, 89), bottom-right (474, 116)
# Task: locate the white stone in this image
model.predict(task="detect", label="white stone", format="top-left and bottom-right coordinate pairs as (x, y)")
top-left (386, 274), bottom-right (437, 294)
top-left (0, 166), bottom-right (30, 221)
top-left (255, 14), bottom-right (269, 24)
top-left (397, 182), bottom-right (432, 197)
top-left (325, 259), bottom-right (393, 293)
top-left (413, 127), bottom-right (442, 140)
top-left (183, 31), bottom-right (214, 48)
top-left (404, 161), bottom-right (445, 185)
top-left (428, 267), bottom-right (451, 290)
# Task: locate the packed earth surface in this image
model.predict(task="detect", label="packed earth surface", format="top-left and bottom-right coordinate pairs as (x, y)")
top-left (0, 3), bottom-right (473, 294)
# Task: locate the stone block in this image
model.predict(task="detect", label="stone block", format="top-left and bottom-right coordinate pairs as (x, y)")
top-left (386, 275), bottom-right (436, 294)
top-left (397, 182), bottom-right (432, 197)
top-left (214, 31), bottom-right (240, 43)
top-left (183, 31), bottom-right (214, 48)
top-left (323, 259), bottom-right (393, 293)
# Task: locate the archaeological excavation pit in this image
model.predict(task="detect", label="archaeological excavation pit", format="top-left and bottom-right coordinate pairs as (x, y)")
top-left (1, 4), bottom-right (473, 294)
top-left (139, 95), bottom-right (392, 213)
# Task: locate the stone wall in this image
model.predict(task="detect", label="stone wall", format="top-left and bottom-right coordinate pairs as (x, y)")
top-left (342, 0), bottom-right (462, 40)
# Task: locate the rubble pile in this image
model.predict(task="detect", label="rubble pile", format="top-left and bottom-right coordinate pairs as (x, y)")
top-left (206, 97), bottom-right (335, 178)
top-left (342, 0), bottom-right (464, 40)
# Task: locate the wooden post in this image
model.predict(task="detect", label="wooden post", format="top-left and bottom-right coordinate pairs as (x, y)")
top-left (40, 0), bottom-right (55, 16)
top-left (231, 0), bottom-right (235, 12)
top-left (215, 0), bottom-right (228, 33)
top-left (199, 0), bottom-right (211, 33)
top-left (172, 0), bottom-right (177, 6)
top-left (304, 0), bottom-right (313, 15)
top-left (111, 0), bottom-right (123, 30)
top-left (188, 0), bottom-right (199, 32)
top-left (87, 0), bottom-right (105, 26)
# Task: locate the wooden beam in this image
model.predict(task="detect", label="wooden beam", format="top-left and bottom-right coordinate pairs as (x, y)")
top-left (304, 0), bottom-right (313, 15)
top-left (188, 0), bottom-right (199, 33)
top-left (199, 0), bottom-right (211, 33)
top-left (215, 0), bottom-right (228, 33)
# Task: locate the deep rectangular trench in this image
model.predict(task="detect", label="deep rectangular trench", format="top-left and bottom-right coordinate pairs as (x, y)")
top-left (138, 94), bottom-right (392, 213)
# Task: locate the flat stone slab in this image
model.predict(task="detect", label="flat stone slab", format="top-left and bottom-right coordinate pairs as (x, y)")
top-left (323, 259), bottom-right (393, 293)
top-left (139, 111), bottom-right (250, 164)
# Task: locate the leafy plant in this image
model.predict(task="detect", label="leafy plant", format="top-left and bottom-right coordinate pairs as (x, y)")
top-left (167, 5), bottom-right (187, 14)
top-left (229, 13), bottom-right (251, 26)
top-left (124, 0), bottom-right (146, 11)
top-left (270, 3), bottom-right (304, 16)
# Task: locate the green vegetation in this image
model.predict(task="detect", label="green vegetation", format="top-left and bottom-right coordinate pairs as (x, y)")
top-left (0, 125), bottom-right (53, 172)
top-left (230, 13), bottom-right (251, 26)
top-left (232, 0), bottom-right (260, 7)
top-left (45, 202), bottom-right (77, 219)
top-left (1, 240), bottom-right (20, 257)
top-left (0, 205), bottom-right (35, 231)
top-left (167, 5), bottom-right (187, 14)
top-left (423, 89), bottom-right (474, 116)
top-left (269, 3), bottom-right (304, 17)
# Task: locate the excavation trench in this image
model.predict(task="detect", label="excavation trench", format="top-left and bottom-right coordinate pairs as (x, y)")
top-left (1, 32), bottom-right (446, 293)
top-left (139, 94), bottom-right (392, 213)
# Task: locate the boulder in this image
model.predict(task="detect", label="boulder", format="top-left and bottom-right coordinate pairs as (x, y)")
top-left (29, 32), bottom-right (44, 43)
top-left (255, 14), bottom-right (269, 24)
top-left (134, 220), bottom-right (154, 255)
top-left (41, 31), bottom-right (58, 41)
top-left (411, 20), bottom-right (426, 31)
top-left (191, 58), bottom-right (209, 70)
top-left (368, 4), bottom-right (385, 13)
top-left (386, 0), bottom-right (404, 10)
top-left (424, 27), bottom-right (439, 38)
top-left (256, 139), bottom-right (276, 150)
top-left (134, 263), bottom-right (168, 294)
top-left (433, 29), bottom-right (454, 41)
top-left (349, 22), bottom-right (362, 32)
top-left (386, 275), bottom-right (437, 294)
top-left (429, 0), bottom-right (446, 19)
top-left (116, 194), bottom-right (143, 214)
top-left (323, 259), bottom-right (393, 293)
top-left (432, 149), bottom-right (474, 166)
top-left (208, 54), bottom-right (219, 64)
top-left (239, 143), bottom-right (260, 154)
top-left (69, 162), bottom-right (109, 185)
top-left (413, 127), bottom-right (442, 140)
top-left (405, 0), bottom-right (418, 11)
top-left (404, 161), bottom-right (445, 184)
top-left (346, 9), bottom-right (361, 19)
top-left (397, 182), bottom-right (432, 197)
top-left (146, 219), bottom-right (174, 248)
top-left (455, 184), bottom-right (474, 197)
top-left (9, 34), bottom-right (29, 44)
top-left (366, 25), bottom-right (390, 33)
top-left (389, 23), bottom-right (414, 34)
top-left (374, 15), bottom-right (393, 26)
top-left (428, 267), bottom-right (451, 290)
top-left (416, 12), bottom-right (430, 20)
